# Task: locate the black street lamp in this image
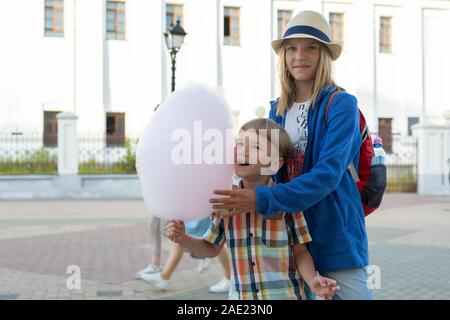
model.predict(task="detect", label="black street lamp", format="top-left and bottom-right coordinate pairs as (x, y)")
top-left (164, 19), bottom-right (187, 93)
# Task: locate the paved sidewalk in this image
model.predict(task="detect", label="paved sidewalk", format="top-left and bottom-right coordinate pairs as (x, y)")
top-left (0, 194), bottom-right (449, 300)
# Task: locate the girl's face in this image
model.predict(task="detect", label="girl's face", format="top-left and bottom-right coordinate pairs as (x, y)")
top-left (285, 38), bottom-right (321, 85)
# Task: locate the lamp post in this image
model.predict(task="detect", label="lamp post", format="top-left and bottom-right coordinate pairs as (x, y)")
top-left (164, 19), bottom-right (187, 93)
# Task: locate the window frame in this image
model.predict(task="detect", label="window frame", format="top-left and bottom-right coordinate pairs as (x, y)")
top-left (329, 12), bottom-right (344, 47)
top-left (378, 117), bottom-right (393, 153)
top-left (224, 6), bottom-right (240, 46)
top-left (166, 3), bottom-right (184, 31)
top-left (106, 0), bottom-right (126, 40)
top-left (43, 111), bottom-right (61, 147)
top-left (277, 10), bottom-right (293, 39)
top-left (407, 117), bottom-right (420, 136)
top-left (106, 112), bottom-right (126, 147)
top-left (44, 0), bottom-right (64, 37)
top-left (379, 16), bottom-right (393, 54)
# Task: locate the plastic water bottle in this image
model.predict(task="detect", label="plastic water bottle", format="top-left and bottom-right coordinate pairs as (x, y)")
top-left (372, 136), bottom-right (386, 166)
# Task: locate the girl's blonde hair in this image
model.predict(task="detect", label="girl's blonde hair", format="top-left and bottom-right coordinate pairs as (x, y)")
top-left (276, 42), bottom-right (337, 116)
top-left (240, 118), bottom-right (293, 161)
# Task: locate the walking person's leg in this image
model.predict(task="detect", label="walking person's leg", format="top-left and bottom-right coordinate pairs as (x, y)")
top-left (160, 242), bottom-right (184, 280)
top-left (217, 246), bottom-right (231, 279)
top-left (194, 250), bottom-right (213, 273)
top-left (135, 215), bottom-right (163, 279)
top-left (150, 216), bottom-right (162, 267)
top-left (141, 241), bottom-right (184, 290)
top-left (185, 217), bottom-right (214, 273)
top-left (209, 245), bottom-right (232, 293)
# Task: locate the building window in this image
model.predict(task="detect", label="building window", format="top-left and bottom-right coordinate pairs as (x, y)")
top-left (408, 117), bottom-right (420, 136)
top-left (106, 113), bottom-right (125, 146)
top-left (43, 111), bottom-right (61, 147)
top-left (224, 7), bottom-right (240, 46)
top-left (277, 10), bottom-right (292, 39)
top-left (106, 0), bottom-right (126, 40)
top-left (380, 16), bottom-right (392, 53)
top-left (166, 4), bottom-right (183, 31)
top-left (329, 12), bottom-right (344, 47)
top-left (45, 0), bottom-right (64, 37)
top-left (378, 118), bottom-right (393, 153)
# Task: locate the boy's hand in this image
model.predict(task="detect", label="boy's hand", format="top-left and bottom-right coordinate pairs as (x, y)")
top-left (309, 273), bottom-right (340, 300)
top-left (165, 220), bottom-right (186, 244)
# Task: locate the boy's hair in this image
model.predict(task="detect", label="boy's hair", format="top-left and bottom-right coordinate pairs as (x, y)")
top-left (239, 118), bottom-right (293, 162)
top-left (276, 41), bottom-right (336, 116)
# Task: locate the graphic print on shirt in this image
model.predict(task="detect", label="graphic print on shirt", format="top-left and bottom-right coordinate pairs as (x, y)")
top-left (294, 102), bottom-right (309, 153)
top-left (284, 102), bottom-right (311, 182)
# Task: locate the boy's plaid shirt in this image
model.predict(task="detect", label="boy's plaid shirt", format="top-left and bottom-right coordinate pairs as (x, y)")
top-left (204, 182), bottom-right (312, 300)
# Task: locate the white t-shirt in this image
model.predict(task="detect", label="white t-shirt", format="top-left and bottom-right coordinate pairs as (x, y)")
top-left (284, 101), bottom-right (311, 154)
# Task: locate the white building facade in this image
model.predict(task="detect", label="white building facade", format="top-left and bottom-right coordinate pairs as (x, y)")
top-left (0, 0), bottom-right (449, 142)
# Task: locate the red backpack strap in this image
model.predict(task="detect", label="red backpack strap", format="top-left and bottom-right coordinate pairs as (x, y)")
top-left (325, 90), bottom-right (370, 145)
top-left (325, 90), bottom-right (367, 184)
top-left (361, 124), bottom-right (369, 143)
top-left (325, 90), bottom-right (341, 124)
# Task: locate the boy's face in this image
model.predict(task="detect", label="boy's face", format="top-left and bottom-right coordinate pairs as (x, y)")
top-left (234, 130), bottom-right (283, 178)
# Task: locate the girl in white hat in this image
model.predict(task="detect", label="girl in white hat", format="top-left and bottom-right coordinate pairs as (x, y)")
top-left (211, 10), bottom-right (373, 300)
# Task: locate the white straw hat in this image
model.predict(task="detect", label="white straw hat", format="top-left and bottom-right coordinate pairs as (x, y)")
top-left (271, 10), bottom-right (342, 60)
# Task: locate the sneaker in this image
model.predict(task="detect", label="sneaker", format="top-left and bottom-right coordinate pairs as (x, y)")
top-left (209, 277), bottom-right (231, 293)
top-left (135, 264), bottom-right (162, 279)
top-left (197, 258), bottom-right (212, 273)
top-left (141, 272), bottom-right (169, 290)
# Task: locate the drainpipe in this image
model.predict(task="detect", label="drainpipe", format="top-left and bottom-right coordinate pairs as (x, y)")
top-left (73, 0), bottom-right (77, 114)
top-left (217, 0), bottom-right (223, 91)
top-left (161, 0), bottom-right (168, 101)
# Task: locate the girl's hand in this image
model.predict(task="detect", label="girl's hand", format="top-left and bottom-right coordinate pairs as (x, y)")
top-left (210, 209), bottom-right (225, 219)
top-left (210, 209), bottom-right (238, 219)
top-left (309, 273), bottom-right (340, 300)
top-left (264, 212), bottom-right (285, 220)
top-left (209, 189), bottom-right (257, 214)
top-left (165, 220), bottom-right (186, 244)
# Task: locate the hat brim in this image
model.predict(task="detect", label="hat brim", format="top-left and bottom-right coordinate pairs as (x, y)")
top-left (271, 33), bottom-right (342, 60)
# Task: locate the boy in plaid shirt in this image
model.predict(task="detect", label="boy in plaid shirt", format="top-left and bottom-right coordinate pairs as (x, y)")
top-left (167, 119), bottom-right (339, 300)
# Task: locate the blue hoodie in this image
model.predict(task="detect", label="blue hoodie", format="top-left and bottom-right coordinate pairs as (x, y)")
top-left (255, 86), bottom-right (369, 272)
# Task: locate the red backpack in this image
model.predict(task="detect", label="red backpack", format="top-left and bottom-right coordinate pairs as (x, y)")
top-left (325, 91), bottom-right (387, 216)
